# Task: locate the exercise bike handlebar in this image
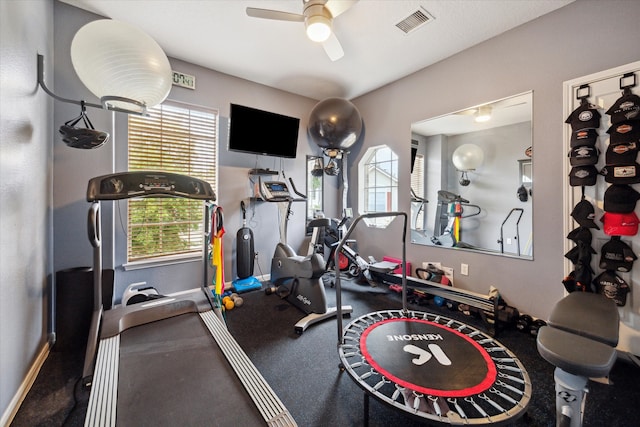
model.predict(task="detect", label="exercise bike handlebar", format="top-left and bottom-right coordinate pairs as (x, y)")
top-left (335, 211), bottom-right (408, 345)
top-left (287, 177), bottom-right (306, 200)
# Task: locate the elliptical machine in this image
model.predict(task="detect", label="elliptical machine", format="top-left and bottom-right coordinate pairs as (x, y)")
top-left (260, 177), bottom-right (353, 334)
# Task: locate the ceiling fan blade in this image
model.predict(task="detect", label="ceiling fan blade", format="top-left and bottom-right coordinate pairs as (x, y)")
top-left (322, 32), bottom-right (344, 61)
top-left (246, 7), bottom-right (305, 22)
top-left (325, 0), bottom-right (358, 18)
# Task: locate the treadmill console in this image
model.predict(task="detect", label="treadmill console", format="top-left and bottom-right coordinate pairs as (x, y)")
top-left (87, 171), bottom-right (216, 201)
top-left (258, 180), bottom-right (291, 202)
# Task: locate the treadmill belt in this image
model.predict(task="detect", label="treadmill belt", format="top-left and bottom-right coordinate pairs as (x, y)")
top-left (117, 313), bottom-right (265, 426)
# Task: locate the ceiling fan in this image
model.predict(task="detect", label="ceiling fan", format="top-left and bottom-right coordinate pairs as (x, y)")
top-left (246, 0), bottom-right (358, 61)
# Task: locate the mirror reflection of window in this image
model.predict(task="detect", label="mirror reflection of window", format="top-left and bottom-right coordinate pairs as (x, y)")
top-left (358, 145), bottom-right (398, 228)
top-left (306, 155), bottom-right (323, 221)
top-left (410, 146), bottom-right (426, 230)
top-left (519, 159), bottom-right (532, 188)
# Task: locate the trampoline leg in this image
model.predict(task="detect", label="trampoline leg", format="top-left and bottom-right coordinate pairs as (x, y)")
top-left (364, 392), bottom-right (369, 427)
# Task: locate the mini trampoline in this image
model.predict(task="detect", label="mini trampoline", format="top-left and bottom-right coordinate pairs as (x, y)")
top-left (334, 213), bottom-right (531, 425)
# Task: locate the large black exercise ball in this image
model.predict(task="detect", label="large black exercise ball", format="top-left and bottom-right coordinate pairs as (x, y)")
top-left (308, 97), bottom-right (363, 151)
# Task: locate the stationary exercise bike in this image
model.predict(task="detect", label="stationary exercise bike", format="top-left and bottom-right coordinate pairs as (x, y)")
top-left (260, 177), bottom-right (352, 334)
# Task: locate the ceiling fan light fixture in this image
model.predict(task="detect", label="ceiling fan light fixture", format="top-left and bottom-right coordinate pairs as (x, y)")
top-left (306, 14), bottom-right (332, 42)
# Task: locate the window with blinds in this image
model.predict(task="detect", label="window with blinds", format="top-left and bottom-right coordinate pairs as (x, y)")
top-left (127, 101), bottom-right (218, 262)
top-left (411, 153), bottom-right (425, 230)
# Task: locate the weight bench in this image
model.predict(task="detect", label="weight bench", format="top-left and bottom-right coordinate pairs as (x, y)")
top-left (536, 292), bottom-right (619, 427)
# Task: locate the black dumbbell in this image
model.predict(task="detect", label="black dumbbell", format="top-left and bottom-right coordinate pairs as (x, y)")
top-left (529, 319), bottom-right (547, 337)
top-left (516, 314), bottom-right (533, 333)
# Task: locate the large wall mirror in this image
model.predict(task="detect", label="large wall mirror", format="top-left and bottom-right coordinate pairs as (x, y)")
top-left (410, 91), bottom-right (533, 259)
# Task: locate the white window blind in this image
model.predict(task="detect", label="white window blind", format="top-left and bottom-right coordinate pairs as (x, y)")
top-left (127, 101), bottom-right (218, 262)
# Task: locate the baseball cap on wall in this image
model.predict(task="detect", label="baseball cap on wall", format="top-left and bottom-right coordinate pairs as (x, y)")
top-left (568, 145), bottom-right (600, 166)
top-left (567, 226), bottom-right (593, 244)
top-left (593, 270), bottom-right (630, 306)
top-left (606, 93), bottom-right (640, 124)
top-left (570, 128), bottom-right (598, 148)
top-left (569, 165), bottom-right (598, 186)
top-left (605, 141), bottom-right (638, 165)
top-left (603, 184), bottom-right (640, 213)
top-left (607, 121), bottom-right (640, 145)
top-left (599, 237), bottom-right (637, 272)
top-left (571, 198), bottom-right (600, 229)
top-left (600, 163), bottom-right (640, 184)
top-left (565, 103), bottom-right (601, 131)
top-left (600, 211), bottom-right (639, 236)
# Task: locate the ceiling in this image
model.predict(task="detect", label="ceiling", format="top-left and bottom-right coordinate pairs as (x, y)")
top-left (60, 0), bottom-right (573, 101)
top-left (412, 91), bottom-right (532, 137)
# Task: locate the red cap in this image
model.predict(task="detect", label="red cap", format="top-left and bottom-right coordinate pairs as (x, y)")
top-left (601, 211), bottom-right (639, 236)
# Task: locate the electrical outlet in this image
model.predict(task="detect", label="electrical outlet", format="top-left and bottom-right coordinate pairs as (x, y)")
top-left (507, 238), bottom-right (512, 245)
top-left (461, 263), bottom-right (469, 276)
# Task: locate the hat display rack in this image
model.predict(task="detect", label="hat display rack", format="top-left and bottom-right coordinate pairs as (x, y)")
top-left (565, 72), bottom-right (640, 307)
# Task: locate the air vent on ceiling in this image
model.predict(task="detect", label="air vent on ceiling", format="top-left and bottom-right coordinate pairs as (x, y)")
top-left (395, 7), bottom-right (434, 34)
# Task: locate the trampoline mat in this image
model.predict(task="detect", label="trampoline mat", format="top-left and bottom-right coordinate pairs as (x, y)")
top-left (361, 318), bottom-right (496, 397)
top-left (339, 310), bottom-right (531, 425)
top-left (118, 313), bottom-right (265, 426)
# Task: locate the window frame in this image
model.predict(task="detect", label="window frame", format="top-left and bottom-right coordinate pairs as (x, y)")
top-left (357, 144), bottom-right (399, 228)
top-left (125, 100), bottom-right (219, 266)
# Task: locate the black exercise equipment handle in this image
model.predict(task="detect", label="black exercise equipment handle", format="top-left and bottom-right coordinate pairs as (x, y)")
top-left (287, 177), bottom-right (306, 199)
top-left (335, 211), bottom-right (408, 345)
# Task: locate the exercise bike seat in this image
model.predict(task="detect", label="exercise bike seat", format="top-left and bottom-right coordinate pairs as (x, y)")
top-left (272, 244), bottom-right (326, 280)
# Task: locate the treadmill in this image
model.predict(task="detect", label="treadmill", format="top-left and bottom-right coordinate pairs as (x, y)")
top-left (82, 171), bottom-right (296, 426)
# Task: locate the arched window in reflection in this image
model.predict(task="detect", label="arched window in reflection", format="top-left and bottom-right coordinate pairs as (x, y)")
top-left (358, 145), bottom-right (398, 227)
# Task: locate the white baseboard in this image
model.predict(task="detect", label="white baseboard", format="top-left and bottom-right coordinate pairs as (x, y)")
top-left (1, 342), bottom-right (50, 427)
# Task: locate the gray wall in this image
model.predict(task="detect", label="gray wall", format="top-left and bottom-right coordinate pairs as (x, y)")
top-left (0, 0), bottom-right (53, 420)
top-left (349, 0), bottom-right (640, 320)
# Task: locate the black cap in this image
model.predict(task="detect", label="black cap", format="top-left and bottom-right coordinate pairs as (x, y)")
top-left (605, 141), bottom-right (638, 165)
top-left (570, 128), bottom-right (598, 148)
top-left (567, 226), bottom-right (593, 244)
top-left (600, 163), bottom-right (640, 185)
top-left (593, 270), bottom-right (630, 306)
top-left (571, 199), bottom-right (600, 229)
top-left (565, 103), bottom-right (601, 131)
top-left (607, 121), bottom-right (640, 145)
top-left (569, 165), bottom-right (598, 186)
top-left (606, 93), bottom-right (640, 124)
top-left (599, 237), bottom-right (637, 272)
top-left (564, 242), bottom-right (596, 264)
top-left (568, 145), bottom-right (600, 166)
top-left (604, 184), bottom-right (640, 213)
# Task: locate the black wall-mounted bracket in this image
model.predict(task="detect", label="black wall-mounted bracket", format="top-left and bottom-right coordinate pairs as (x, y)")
top-left (620, 72), bottom-right (637, 95)
top-left (576, 84), bottom-right (591, 105)
top-left (37, 54), bottom-right (147, 116)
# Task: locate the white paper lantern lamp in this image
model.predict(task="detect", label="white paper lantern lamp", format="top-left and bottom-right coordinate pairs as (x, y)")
top-left (70, 19), bottom-right (172, 114)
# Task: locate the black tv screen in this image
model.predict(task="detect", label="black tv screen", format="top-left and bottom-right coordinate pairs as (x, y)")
top-left (228, 103), bottom-right (300, 158)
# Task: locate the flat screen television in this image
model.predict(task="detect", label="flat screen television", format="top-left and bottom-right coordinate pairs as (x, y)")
top-left (228, 103), bottom-right (300, 158)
